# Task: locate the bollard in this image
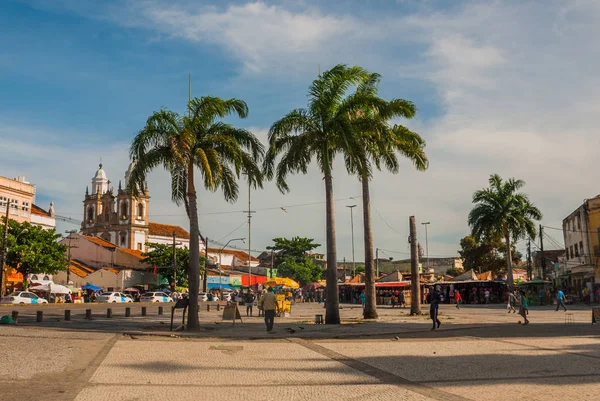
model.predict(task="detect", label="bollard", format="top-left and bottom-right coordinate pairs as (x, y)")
top-left (125, 307), bottom-right (131, 317)
top-left (141, 306), bottom-right (147, 316)
top-left (216, 304), bottom-right (220, 311)
top-left (85, 309), bottom-right (92, 320)
top-left (64, 310), bottom-right (71, 321)
top-left (158, 306), bottom-right (163, 315)
top-left (11, 311), bottom-right (18, 323)
top-left (36, 311), bottom-right (43, 322)
top-left (206, 304), bottom-right (210, 311)
top-left (106, 308), bottom-right (112, 318)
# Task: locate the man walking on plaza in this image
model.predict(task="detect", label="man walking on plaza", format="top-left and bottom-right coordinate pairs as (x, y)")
top-left (556, 288), bottom-right (567, 312)
top-left (262, 287), bottom-right (278, 332)
top-left (244, 290), bottom-right (255, 317)
top-left (455, 289), bottom-right (461, 309)
top-left (430, 289), bottom-right (441, 330)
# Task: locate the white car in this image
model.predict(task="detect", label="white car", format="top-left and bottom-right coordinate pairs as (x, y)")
top-left (96, 292), bottom-right (132, 303)
top-left (222, 292), bottom-right (232, 302)
top-left (140, 292), bottom-right (172, 303)
top-left (0, 291), bottom-right (49, 305)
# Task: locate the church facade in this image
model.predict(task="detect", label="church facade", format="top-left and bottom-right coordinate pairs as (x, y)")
top-left (81, 163), bottom-right (150, 251)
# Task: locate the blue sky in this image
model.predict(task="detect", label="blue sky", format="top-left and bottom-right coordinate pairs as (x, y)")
top-left (2, 0), bottom-right (599, 261)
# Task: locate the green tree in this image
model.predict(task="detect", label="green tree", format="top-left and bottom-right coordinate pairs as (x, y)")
top-left (344, 72), bottom-right (428, 319)
top-left (458, 235), bottom-right (522, 277)
top-left (355, 265), bottom-right (365, 274)
top-left (264, 64), bottom-right (374, 324)
top-left (277, 257), bottom-right (324, 286)
top-left (266, 236), bottom-right (320, 267)
top-left (468, 174), bottom-right (542, 287)
top-left (141, 242), bottom-right (205, 288)
top-left (3, 218), bottom-right (66, 286)
top-left (129, 96), bottom-right (264, 329)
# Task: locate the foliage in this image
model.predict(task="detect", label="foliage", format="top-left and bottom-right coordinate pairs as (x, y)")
top-left (355, 265), bottom-right (365, 274)
top-left (129, 96), bottom-right (264, 330)
top-left (446, 267), bottom-right (463, 277)
top-left (141, 242), bottom-right (207, 287)
top-left (277, 257), bottom-right (325, 287)
top-left (458, 235), bottom-right (522, 276)
top-left (468, 174), bottom-right (542, 285)
top-left (2, 218), bottom-right (67, 283)
top-left (266, 236), bottom-right (320, 267)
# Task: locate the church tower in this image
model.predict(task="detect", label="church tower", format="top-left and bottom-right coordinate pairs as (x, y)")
top-left (82, 162), bottom-right (150, 251)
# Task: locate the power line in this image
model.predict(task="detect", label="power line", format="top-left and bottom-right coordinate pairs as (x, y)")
top-left (216, 221), bottom-right (246, 243)
top-left (543, 225), bottom-right (597, 235)
top-left (375, 209), bottom-right (405, 237)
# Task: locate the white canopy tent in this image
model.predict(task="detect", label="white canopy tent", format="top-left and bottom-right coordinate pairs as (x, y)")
top-left (30, 282), bottom-right (72, 294)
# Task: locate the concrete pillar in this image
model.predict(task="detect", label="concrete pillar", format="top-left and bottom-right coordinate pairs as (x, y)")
top-left (125, 307), bottom-right (131, 317)
top-left (64, 310), bottom-right (71, 321)
top-left (36, 311), bottom-right (43, 322)
top-left (141, 306), bottom-right (147, 316)
top-left (106, 308), bottom-right (112, 318)
top-left (158, 306), bottom-right (163, 315)
top-left (85, 309), bottom-right (92, 320)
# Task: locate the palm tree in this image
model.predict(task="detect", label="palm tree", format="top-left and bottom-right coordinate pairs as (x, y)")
top-left (128, 96), bottom-right (264, 330)
top-left (344, 74), bottom-right (428, 319)
top-left (468, 174), bottom-right (542, 287)
top-left (264, 64), bottom-right (373, 324)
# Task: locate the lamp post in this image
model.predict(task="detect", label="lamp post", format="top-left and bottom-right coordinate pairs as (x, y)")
top-left (346, 205), bottom-right (357, 277)
top-left (218, 238), bottom-right (245, 296)
top-left (421, 222), bottom-right (430, 270)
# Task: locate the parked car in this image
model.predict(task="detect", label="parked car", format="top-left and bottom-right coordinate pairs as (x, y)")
top-left (96, 292), bottom-right (132, 303)
top-left (221, 292), bottom-right (232, 302)
top-left (140, 292), bottom-right (172, 303)
top-left (0, 291), bottom-right (49, 305)
top-left (199, 292), bottom-right (210, 302)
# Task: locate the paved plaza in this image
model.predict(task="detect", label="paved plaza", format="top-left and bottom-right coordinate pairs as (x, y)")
top-left (0, 303), bottom-right (599, 400)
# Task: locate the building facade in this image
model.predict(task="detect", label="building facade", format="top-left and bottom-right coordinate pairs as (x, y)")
top-left (562, 195), bottom-right (600, 292)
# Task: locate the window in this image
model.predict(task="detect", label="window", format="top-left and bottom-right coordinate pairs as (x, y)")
top-left (0, 196), bottom-right (6, 213)
top-left (137, 243), bottom-right (142, 251)
top-left (9, 200), bottom-right (17, 215)
top-left (120, 235), bottom-right (126, 246)
top-left (21, 202), bottom-right (29, 217)
top-left (31, 275), bottom-right (38, 281)
top-left (105, 208), bottom-right (110, 222)
top-left (570, 246), bottom-right (574, 259)
top-left (87, 207), bottom-right (94, 223)
top-left (580, 242), bottom-right (584, 258)
top-left (137, 203), bottom-right (144, 219)
top-left (575, 244), bottom-right (579, 257)
top-left (566, 248), bottom-right (569, 260)
top-left (121, 202), bottom-right (128, 218)
top-left (577, 215), bottom-right (581, 230)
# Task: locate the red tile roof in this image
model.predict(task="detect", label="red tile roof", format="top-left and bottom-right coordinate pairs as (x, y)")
top-left (69, 260), bottom-right (97, 278)
top-left (31, 204), bottom-right (49, 216)
top-left (118, 248), bottom-right (144, 259)
top-left (207, 248), bottom-right (259, 262)
top-left (82, 235), bottom-right (117, 249)
top-left (149, 222), bottom-right (190, 239)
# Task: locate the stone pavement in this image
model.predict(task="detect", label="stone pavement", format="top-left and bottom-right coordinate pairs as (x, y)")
top-left (1, 303), bottom-right (599, 401)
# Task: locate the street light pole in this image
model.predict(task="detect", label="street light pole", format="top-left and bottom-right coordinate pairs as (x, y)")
top-left (347, 205), bottom-right (357, 277)
top-left (421, 222), bottom-right (430, 270)
top-left (242, 173), bottom-right (255, 290)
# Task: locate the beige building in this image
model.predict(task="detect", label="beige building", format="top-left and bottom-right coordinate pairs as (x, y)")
top-left (0, 175), bottom-right (56, 229)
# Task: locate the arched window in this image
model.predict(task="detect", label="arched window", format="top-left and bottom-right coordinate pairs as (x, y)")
top-left (137, 203), bottom-right (144, 219)
top-left (105, 207), bottom-right (110, 222)
top-left (43, 275), bottom-right (49, 281)
top-left (100, 232), bottom-right (111, 242)
top-left (87, 207), bottom-right (93, 222)
top-left (31, 275), bottom-right (38, 281)
top-left (121, 202), bottom-right (128, 218)
top-left (120, 233), bottom-right (126, 246)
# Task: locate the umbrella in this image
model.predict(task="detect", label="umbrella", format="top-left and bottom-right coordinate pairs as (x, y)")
top-left (263, 277), bottom-right (300, 289)
top-left (303, 282), bottom-right (322, 291)
top-left (30, 283), bottom-right (72, 294)
top-left (123, 287), bottom-right (140, 292)
top-left (82, 283), bottom-right (101, 291)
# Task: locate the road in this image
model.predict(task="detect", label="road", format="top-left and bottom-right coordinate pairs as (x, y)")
top-left (0, 303), bottom-right (599, 400)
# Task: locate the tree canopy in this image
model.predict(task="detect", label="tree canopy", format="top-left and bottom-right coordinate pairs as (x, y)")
top-left (458, 235), bottom-right (522, 276)
top-left (266, 236), bottom-right (320, 266)
top-left (3, 218), bottom-right (67, 284)
top-left (141, 242), bottom-right (205, 287)
top-left (277, 257), bottom-right (324, 287)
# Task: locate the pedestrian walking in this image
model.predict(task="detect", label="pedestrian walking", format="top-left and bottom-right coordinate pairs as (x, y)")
top-left (399, 290), bottom-right (406, 308)
top-left (507, 291), bottom-right (516, 313)
top-left (519, 290), bottom-right (529, 325)
top-left (455, 290), bottom-right (461, 309)
top-left (555, 289), bottom-right (567, 312)
top-left (538, 289), bottom-right (545, 306)
top-left (430, 289), bottom-right (441, 330)
top-left (262, 287), bottom-right (278, 332)
top-left (484, 289), bottom-right (490, 304)
top-left (244, 291), bottom-right (255, 317)
top-left (359, 291), bottom-right (366, 310)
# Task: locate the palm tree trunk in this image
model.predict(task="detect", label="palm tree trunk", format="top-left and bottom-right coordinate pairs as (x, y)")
top-left (324, 174), bottom-right (340, 324)
top-left (186, 162), bottom-right (200, 330)
top-left (505, 233), bottom-right (514, 289)
top-left (361, 174), bottom-right (377, 319)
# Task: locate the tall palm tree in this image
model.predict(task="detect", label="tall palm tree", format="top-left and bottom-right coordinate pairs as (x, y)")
top-left (468, 174), bottom-right (542, 287)
top-left (344, 74), bottom-right (428, 319)
top-left (264, 64), bottom-right (373, 324)
top-left (128, 96), bottom-right (264, 330)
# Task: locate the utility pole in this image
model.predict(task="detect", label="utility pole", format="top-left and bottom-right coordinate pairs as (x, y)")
top-left (421, 222), bottom-right (430, 270)
top-left (172, 231), bottom-right (177, 292)
top-left (243, 173), bottom-right (255, 290)
top-left (527, 238), bottom-right (532, 281)
top-left (0, 201), bottom-right (10, 297)
top-left (65, 230), bottom-right (78, 285)
top-left (343, 257), bottom-right (346, 281)
top-left (375, 248), bottom-right (379, 278)
top-left (346, 205), bottom-right (357, 277)
top-left (409, 216), bottom-right (421, 315)
top-left (539, 224), bottom-right (546, 279)
top-left (203, 237), bottom-right (208, 293)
